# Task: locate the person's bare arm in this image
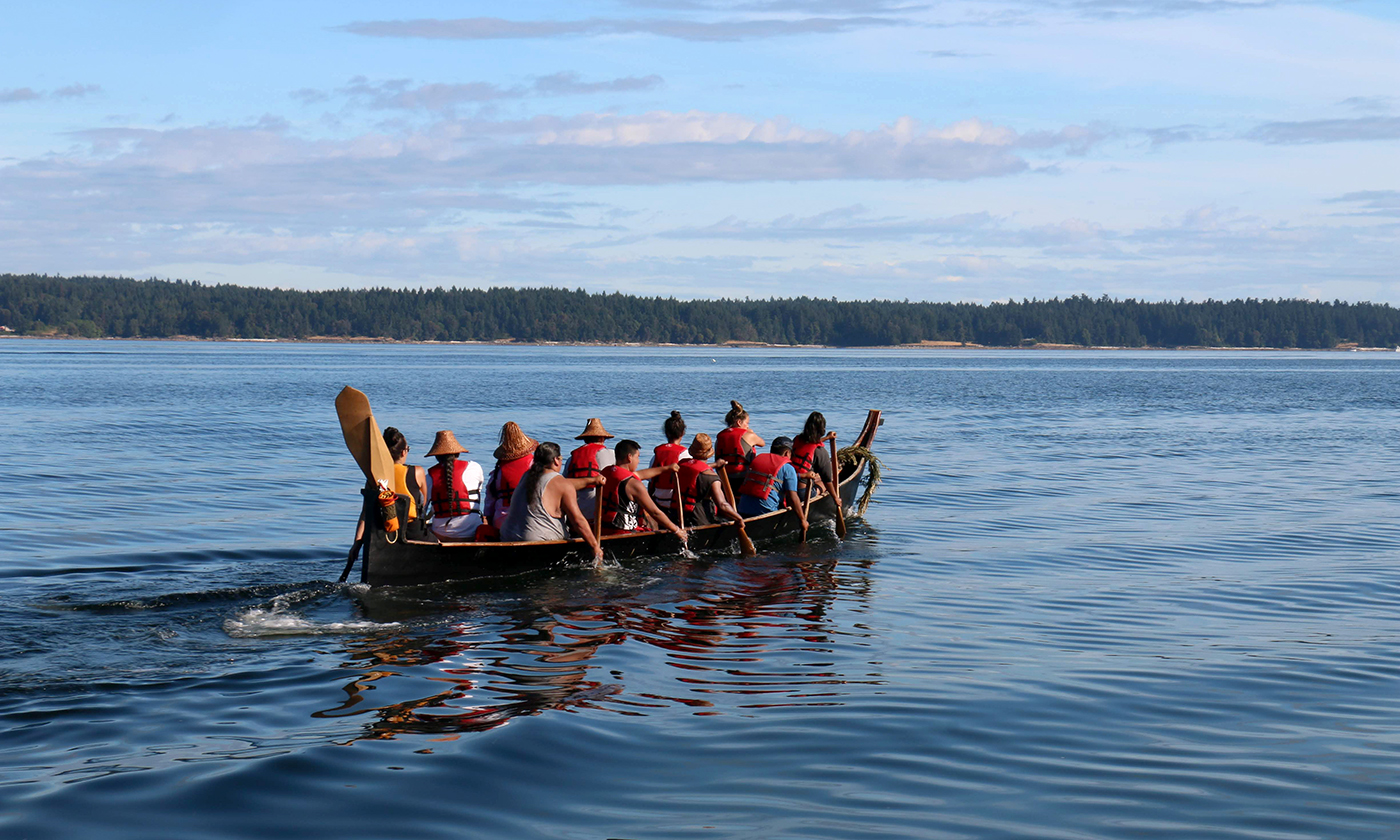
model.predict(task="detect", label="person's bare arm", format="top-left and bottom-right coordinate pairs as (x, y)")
top-left (561, 474), bottom-right (606, 491)
top-left (558, 482), bottom-right (604, 565)
top-left (785, 488), bottom-right (808, 531)
top-left (635, 462), bottom-right (680, 481)
top-left (708, 477), bottom-right (745, 526)
top-left (627, 479), bottom-right (686, 543)
top-left (743, 429), bottom-right (766, 448)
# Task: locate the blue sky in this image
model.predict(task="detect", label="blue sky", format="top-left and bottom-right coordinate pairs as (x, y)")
top-left (1, 0), bottom-right (1396, 302)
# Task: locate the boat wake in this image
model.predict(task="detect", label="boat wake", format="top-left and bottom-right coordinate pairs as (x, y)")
top-left (224, 591), bottom-right (401, 638)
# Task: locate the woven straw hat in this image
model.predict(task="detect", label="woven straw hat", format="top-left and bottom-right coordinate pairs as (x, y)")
top-left (425, 430), bottom-right (468, 456)
top-left (493, 422), bottom-right (539, 461)
top-left (575, 418), bottom-right (615, 440)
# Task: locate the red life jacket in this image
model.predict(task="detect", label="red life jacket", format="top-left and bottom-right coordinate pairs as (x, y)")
top-left (492, 454), bottom-right (533, 513)
top-left (565, 442), bottom-right (607, 479)
top-left (428, 460), bottom-right (480, 518)
top-left (674, 459), bottom-right (714, 515)
top-left (601, 465), bottom-right (645, 533)
top-left (739, 452), bottom-right (790, 500)
top-left (715, 427), bottom-right (751, 476)
top-left (647, 442), bottom-right (688, 495)
top-left (790, 437), bottom-right (822, 477)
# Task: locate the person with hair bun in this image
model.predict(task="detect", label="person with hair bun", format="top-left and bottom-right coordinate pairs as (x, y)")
top-left (715, 400), bottom-right (765, 485)
top-left (648, 410), bottom-right (692, 509)
top-left (500, 442), bottom-right (604, 564)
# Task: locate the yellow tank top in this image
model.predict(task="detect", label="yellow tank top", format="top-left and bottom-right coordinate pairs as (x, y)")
top-left (393, 463), bottom-right (418, 520)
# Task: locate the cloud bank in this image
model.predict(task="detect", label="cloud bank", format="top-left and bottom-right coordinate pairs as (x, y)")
top-left (335, 15), bottom-right (906, 42)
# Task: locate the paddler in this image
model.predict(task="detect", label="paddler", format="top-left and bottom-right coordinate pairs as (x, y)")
top-left (715, 400), bottom-right (764, 486)
top-left (479, 422), bottom-right (539, 539)
top-left (672, 433), bottom-right (745, 528)
top-left (500, 442), bottom-right (604, 565)
top-left (648, 410), bottom-right (691, 510)
top-left (563, 417), bottom-right (616, 521)
top-left (789, 411), bottom-right (838, 504)
top-left (600, 439), bottom-right (687, 545)
top-left (423, 429), bottom-right (485, 541)
top-left (735, 436), bottom-right (809, 533)
top-left (383, 426), bottom-right (427, 521)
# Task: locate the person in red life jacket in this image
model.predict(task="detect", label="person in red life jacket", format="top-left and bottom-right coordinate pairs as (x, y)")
top-left (736, 437), bottom-right (812, 533)
top-left (790, 411), bottom-right (839, 505)
top-left (672, 433), bottom-right (745, 528)
top-left (600, 439), bottom-right (687, 546)
top-left (479, 421), bottom-right (539, 539)
top-left (715, 400), bottom-right (765, 487)
top-left (564, 417), bottom-right (617, 522)
top-left (648, 410), bottom-right (692, 510)
top-left (422, 429), bottom-right (486, 541)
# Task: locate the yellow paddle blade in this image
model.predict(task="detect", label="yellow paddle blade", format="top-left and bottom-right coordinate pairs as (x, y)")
top-left (335, 387), bottom-right (373, 479)
top-left (335, 386), bottom-right (395, 486)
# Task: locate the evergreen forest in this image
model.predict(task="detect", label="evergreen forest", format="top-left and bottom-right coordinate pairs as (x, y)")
top-left (3, 273), bottom-right (1398, 349)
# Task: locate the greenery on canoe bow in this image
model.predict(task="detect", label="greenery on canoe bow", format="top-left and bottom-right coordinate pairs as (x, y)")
top-left (4, 274), bottom-right (1400, 348)
top-left (837, 445), bottom-right (883, 516)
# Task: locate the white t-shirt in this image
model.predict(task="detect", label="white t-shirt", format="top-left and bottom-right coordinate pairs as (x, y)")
top-left (423, 459), bottom-right (486, 539)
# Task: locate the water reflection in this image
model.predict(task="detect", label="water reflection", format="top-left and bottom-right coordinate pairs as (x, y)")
top-left (318, 555), bottom-right (878, 741)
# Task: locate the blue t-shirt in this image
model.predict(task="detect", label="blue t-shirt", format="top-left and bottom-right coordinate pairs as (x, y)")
top-left (737, 462), bottom-right (799, 516)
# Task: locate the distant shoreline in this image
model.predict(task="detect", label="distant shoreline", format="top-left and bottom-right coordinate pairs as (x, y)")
top-left (3, 333), bottom-right (1396, 352)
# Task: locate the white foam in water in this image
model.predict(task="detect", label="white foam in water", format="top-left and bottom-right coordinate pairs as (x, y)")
top-left (223, 594), bottom-right (399, 638)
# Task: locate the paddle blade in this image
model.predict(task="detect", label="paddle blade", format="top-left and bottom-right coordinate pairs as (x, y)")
top-left (335, 387), bottom-right (374, 479)
top-left (335, 386), bottom-right (395, 486)
top-left (366, 413), bottom-right (395, 487)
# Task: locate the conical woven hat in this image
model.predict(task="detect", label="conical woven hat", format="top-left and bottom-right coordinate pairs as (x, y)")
top-left (493, 422), bottom-right (539, 461)
top-left (575, 418), bottom-right (615, 440)
top-left (425, 430), bottom-right (468, 456)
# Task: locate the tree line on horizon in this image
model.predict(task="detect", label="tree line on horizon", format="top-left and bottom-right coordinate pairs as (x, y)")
top-left (2, 273), bottom-right (1398, 349)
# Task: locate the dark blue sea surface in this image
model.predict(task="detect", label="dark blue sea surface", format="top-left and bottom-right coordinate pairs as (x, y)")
top-left (3, 340), bottom-right (1400, 839)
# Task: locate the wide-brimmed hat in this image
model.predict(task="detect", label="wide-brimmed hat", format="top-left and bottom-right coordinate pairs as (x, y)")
top-left (425, 430), bottom-right (468, 457)
top-left (689, 432), bottom-right (713, 460)
top-left (494, 422), bottom-right (539, 461)
top-left (575, 418), bottom-right (615, 440)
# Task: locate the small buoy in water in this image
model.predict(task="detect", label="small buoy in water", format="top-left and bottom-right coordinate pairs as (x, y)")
top-left (710, 358), bottom-right (717, 362)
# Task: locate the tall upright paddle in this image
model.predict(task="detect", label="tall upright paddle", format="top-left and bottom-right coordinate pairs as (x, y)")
top-left (717, 467), bottom-right (757, 557)
top-left (593, 477), bottom-right (604, 540)
top-left (334, 387), bottom-right (397, 582)
top-left (830, 434), bottom-right (847, 539)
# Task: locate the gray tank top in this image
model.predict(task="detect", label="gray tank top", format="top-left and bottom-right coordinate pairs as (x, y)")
top-left (500, 472), bottom-right (569, 542)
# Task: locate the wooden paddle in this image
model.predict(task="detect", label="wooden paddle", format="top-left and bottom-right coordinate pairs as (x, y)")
top-left (717, 467), bottom-right (757, 557)
top-left (830, 434), bottom-right (847, 539)
top-left (673, 471), bottom-right (685, 531)
top-left (593, 476), bottom-right (604, 539)
top-left (334, 386), bottom-right (394, 487)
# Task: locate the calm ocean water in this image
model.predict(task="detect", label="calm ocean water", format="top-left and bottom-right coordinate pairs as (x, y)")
top-left (3, 340), bottom-right (1400, 839)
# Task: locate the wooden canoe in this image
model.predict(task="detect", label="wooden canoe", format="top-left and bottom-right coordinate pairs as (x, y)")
top-left (350, 409), bottom-right (882, 587)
